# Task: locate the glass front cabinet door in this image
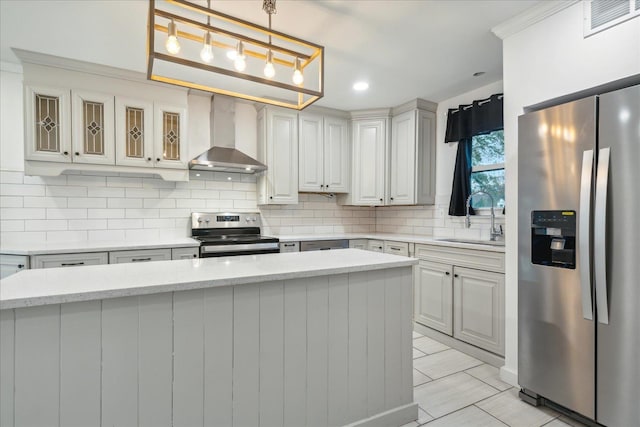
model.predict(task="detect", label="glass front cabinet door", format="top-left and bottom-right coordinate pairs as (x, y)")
top-left (154, 104), bottom-right (187, 169)
top-left (71, 90), bottom-right (115, 165)
top-left (115, 97), bottom-right (154, 167)
top-left (24, 86), bottom-right (72, 162)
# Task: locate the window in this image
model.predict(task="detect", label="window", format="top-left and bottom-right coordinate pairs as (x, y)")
top-left (470, 129), bottom-right (504, 209)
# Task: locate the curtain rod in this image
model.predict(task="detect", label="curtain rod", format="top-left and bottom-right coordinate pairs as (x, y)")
top-left (449, 93), bottom-right (503, 114)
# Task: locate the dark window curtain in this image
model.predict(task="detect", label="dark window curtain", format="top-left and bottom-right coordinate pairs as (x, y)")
top-left (445, 93), bottom-right (503, 216)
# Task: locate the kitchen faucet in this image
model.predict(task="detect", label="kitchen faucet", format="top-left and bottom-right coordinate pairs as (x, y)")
top-left (465, 191), bottom-right (503, 241)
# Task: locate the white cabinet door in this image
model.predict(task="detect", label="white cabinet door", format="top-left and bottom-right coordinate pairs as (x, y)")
top-left (31, 252), bottom-right (109, 269)
top-left (351, 119), bottom-right (387, 205)
top-left (415, 109), bottom-right (436, 205)
top-left (414, 260), bottom-right (453, 335)
top-left (258, 107), bottom-right (298, 205)
top-left (115, 97), bottom-right (154, 168)
top-left (71, 90), bottom-right (115, 165)
top-left (389, 110), bottom-right (416, 205)
top-left (298, 113), bottom-right (324, 192)
top-left (24, 85), bottom-right (72, 163)
top-left (154, 104), bottom-right (187, 169)
top-left (453, 266), bottom-right (505, 355)
top-left (109, 248), bottom-right (172, 264)
top-left (0, 254), bottom-right (29, 279)
top-left (171, 247), bottom-right (199, 260)
top-left (323, 116), bottom-right (349, 193)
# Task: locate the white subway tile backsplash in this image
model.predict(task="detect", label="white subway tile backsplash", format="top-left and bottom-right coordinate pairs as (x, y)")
top-left (108, 198), bottom-right (143, 209)
top-left (88, 187), bottom-right (125, 198)
top-left (1, 220), bottom-right (24, 232)
top-left (47, 185), bottom-right (87, 197)
top-left (23, 175), bottom-right (68, 185)
top-left (125, 188), bottom-right (160, 199)
top-left (106, 176), bottom-right (143, 188)
top-left (2, 183), bottom-right (45, 197)
top-left (143, 198), bottom-right (176, 209)
top-left (24, 196), bottom-right (67, 208)
top-left (68, 219), bottom-right (108, 230)
top-left (88, 229), bottom-right (126, 241)
top-left (175, 199), bottom-right (207, 209)
top-left (67, 198), bottom-right (107, 208)
top-left (0, 171), bottom-right (24, 184)
top-left (158, 208), bottom-right (191, 218)
top-left (142, 178), bottom-right (175, 189)
top-left (108, 219), bottom-right (144, 229)
top-left (88, 208), bottom-right (125, 219)
top-left (143, 218), bottom-right (176, 229)
top-left (1, 207), bottom-right (46, 220)
top-left (67, 175), bottom-right (106, 187)
top-left (46, 230), bottom-right (88, 242)
top-left (191, 190), bottom-right (219, 199)
top-left (125, 208), bottom-right (159, 219)
top-left (46, 208), bottom-right (88, 220)
top-left (1, 196), bottom-right (24, 208)
top-left (25, 219), bottom-right (68, 231)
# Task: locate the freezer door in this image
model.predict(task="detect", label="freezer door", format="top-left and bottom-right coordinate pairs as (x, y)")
top-left (518, 96), bottom-right (596, 419)
top-left (596, 84), bottom-right (640, 427)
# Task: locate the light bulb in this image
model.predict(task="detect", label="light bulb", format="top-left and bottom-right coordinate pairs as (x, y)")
top-left (200, 32), bottom-right (213, 63)
top-left (165, 20), bottom-right (180, 55)
top-left (263, 50), bottom-right (275, 79)
top-left (227, 50), bottom-right (237, 60)
top-left (233, 41), bottom-right (246, 72)
top-left (292, 58), bottom-right (304, 85)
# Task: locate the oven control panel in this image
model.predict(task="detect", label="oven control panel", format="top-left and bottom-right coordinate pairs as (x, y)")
top-left (191, 212), bottom-right (261, 229)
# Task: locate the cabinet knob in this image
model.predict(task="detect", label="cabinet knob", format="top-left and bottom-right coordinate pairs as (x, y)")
top-left (390, 197), bottom-right (394, 201)
top-left (75, 152), bottom-right (80, 156)
top-left (379, 198), bottom-right (383, 202)
top-left (445, 271), bottom-right (450, 276)
top-left (320, 184), bottom-right (324, 188)
top-left (269, 196), bottom-right (273, 199)
top-left (193, 254), bottom-right (197, 258)
top-left (17, 264), bottom-right (24, 269)
top-left (156, 158), bottom-right (161, 162)
top-left (454, 274), bottom-right (459, 278)
top-left (63, 151), bottom-right (69, 155)
top-left (147, 157), bottom-right (152, 161)
top-left (326, 185), bottom-right (329, 189)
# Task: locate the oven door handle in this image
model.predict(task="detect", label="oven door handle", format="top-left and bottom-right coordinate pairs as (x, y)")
top-left (201, 242), bottom-right (280, 253)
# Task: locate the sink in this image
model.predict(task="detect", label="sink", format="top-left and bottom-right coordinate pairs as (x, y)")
top-left (436, 238), bottom-right (505, 247)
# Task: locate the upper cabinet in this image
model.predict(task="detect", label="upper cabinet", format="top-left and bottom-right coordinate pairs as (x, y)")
top-left (19, 54), bottom-right (189, 181)
top-left (257, 106), bottom-right (298, 205)
top-left (389, 103), bottom-right (436, 205)
top-left (338, 100), bottom-right (436, 207)
top-left (298, 112), bottom-right (350, 193)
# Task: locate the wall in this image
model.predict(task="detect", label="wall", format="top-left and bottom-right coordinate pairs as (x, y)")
top-left (0, 67), bottom-right (375, 244)
top-left (376, 80), bottom-right (505, 240)
top-left (500, 4), bottom-right (639, 384)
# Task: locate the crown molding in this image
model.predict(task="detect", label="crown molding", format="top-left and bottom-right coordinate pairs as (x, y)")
top-left (491, 0), bottom-right (580, 40)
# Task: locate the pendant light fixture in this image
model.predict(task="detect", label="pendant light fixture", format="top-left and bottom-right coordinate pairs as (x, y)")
top-left (199, 0), bottom-right (213, 63)
top-left (148, 0), bottom-right (324, 110)
top-left (165, 19), bottom-right (180, 54)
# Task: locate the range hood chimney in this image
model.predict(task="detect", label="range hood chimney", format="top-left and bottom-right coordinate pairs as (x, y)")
top-left (189, 96), bottom-right (266, 173)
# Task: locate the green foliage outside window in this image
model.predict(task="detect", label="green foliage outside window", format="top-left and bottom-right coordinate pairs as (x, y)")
top-left (470, 130), bottom-right (505, 209)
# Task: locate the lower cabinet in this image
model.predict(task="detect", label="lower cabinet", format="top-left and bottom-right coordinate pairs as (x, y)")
top-left (171, 247), bottom-right (199, 260)
top-left (109, 248), bottom-right (172, 264)
top-left (348, 239), bottom-right (368, 250)
top-left (0, 254), bottom-right (30, 279)
top-left (279, 242), bottom-right (300, 253)
top-left (32, 252), bottom-right (109, 269)
top-left (414, 244), bottom-right (505, 356)
top-left (367, 240), bottom-right (384, 252)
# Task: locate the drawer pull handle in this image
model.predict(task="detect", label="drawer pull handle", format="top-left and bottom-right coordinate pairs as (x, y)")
top-left (390, 247), bottom-right (400, 251)
top-left (284, 243), bottom-right (296, 247)
top-left (132, 257), bottom-right (152, 262)
top-left (61, 262), bottom-right (85, 266)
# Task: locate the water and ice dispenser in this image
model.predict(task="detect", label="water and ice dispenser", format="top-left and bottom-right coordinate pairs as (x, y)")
top-left (531, 210), bottom-right (576, 269)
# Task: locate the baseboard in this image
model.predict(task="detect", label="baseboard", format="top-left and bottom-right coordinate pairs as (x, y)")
top-left (413, 323), bottom-right (505, 368)
top-left (345, 403), bottom-right (418, 427)
top-left (499, 365), bottom-right (519, 387)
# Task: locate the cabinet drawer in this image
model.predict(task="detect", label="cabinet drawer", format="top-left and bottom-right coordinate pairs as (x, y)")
top-left (171, 247), bottom-right (199, 260)
top-left (0, 254), bottom-right (30, 279)
top-left (414, 244), bottom-right (504, 273)
top-left (349, 239), bottom-right (368, 250)
top-left (32, 252), bottom-right (109, 269)
top-left (367, 240), bottom-right (384, 252)
top-left (109, 248), bottom-right (172, 264)
top-left (384, 241), bottom-right (409, 257)
top-left (279, 242), bottom-right (300, 253)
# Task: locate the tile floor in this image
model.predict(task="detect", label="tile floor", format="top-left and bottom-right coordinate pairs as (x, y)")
top-left (402, 330), bottom-right (587, 427)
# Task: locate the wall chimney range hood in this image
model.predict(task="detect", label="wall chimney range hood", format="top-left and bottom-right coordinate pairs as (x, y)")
top-left (189, 96), bottom-right (266, 174)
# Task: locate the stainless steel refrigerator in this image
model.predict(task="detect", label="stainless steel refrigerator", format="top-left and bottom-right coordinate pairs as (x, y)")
top-left (518, 84), bottom-right (639, 426)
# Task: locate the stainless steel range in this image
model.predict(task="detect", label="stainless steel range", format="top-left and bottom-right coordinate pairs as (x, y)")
top-left (191, 212), bottom-right (279, 258)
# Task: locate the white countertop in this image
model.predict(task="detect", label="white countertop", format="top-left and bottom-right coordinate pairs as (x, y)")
top-left (0, 249), bottom-right (417, 310)
top-left (0, 237), bottom-right (200, 256)
top-left (276, 233), bottom-right (505, 253)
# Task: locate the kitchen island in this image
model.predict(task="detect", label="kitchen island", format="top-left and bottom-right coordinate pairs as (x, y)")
top-left (0, 249), bottom-right (418, 427)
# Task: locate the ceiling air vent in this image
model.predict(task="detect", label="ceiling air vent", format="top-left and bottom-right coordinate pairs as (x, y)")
top-left (584, 0), bottom-right (640, 36)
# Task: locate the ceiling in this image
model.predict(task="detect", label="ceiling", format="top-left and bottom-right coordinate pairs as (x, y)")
top-left (0, 0), bottom-right (538, 110)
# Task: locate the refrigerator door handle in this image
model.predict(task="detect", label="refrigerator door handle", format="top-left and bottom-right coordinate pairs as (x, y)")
top-left (595, 147), bottom-right (610, 324)
top-left (579, 149), bottom-right (594, 320)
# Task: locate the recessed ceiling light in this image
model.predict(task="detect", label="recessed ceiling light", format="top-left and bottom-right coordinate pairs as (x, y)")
top-left (353, 81), bottom-right (369, 91)
top-left (473, 71), bottom-right (485, 77)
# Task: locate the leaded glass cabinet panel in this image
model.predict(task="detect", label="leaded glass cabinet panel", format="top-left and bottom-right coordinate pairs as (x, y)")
top-left (71, 91), bottom-right (115, 165)
top-left (24, 86), bottom-right (71, 163)
top-left (115, 97), bottom-right (154, 167)
top-left (154, 104), bottom-right (187, 169)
